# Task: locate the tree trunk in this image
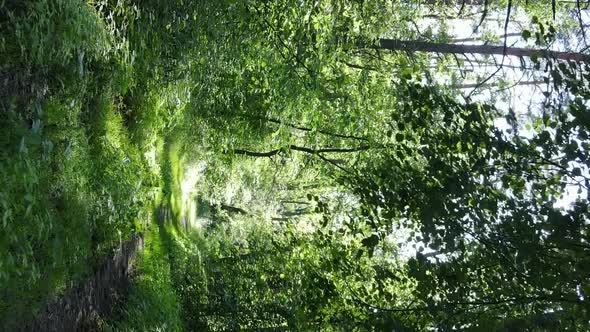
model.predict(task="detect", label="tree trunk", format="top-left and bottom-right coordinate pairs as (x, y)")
top-left (280, 200), bottom-right (311, 205)
top-left (378, 39), bottom-right (590, 62)
top-left (240, 113), bottom-right (367, 141)
top-left (422, 0), bottom-right (485, 4)
top-left (452, 32), bottom-right (521, 43)
top-left (219, 204), bottom-right (251, 216)
top-left (229, 145), bottom-right (368, 173)
top-left (230, 145), bottom-right (370, 158)
top-left (456, 80), bottom-right (545, 89)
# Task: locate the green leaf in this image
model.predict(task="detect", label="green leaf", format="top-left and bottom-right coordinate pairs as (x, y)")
top-left (522, 30), bottom-right (532, 41)
top-left (572, 167), bottom-right (582, 176)
top-left (361, 234), bottom-right (379, 249)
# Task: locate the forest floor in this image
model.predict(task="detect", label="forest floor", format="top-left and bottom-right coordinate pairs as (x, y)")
top-left (0, 2), bottom-right (198, 329)
top-left (102, 208), bottom-right (184, 332)
top-left (30, 234), bottom-right (144, 331)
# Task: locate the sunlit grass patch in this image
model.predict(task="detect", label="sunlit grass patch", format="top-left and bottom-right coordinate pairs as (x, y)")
top-left (104, 221), bottom-right (182, 332)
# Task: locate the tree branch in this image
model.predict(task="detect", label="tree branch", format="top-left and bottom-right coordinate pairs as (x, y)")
top-left (229, 145), bottom-right (370, 158)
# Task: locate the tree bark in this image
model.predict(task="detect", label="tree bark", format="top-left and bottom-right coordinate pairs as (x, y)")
top-left (378, 39), bottom-right (590, 62)
top-left (230, 145), bottom-right (368, 173)
top-left (241, 113), bottom-right (367, 141)
top-left (456, 80), bottom-right (545, 89)
top-left (424, 0), bottom-right (485, 6)
top-left (452, 32), bottom-right (521, 43)
top-left (219, 204), bottom-right (251, 216)
top-left (280, 200), bottom-right (311, 205)
top-left (422, 0), bottom-right (485, 4)
top-left (231, 145), bottom-right (370, 158)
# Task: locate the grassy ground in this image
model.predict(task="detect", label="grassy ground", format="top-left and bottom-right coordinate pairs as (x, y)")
top-left (0, 1), bottom-right (181, 327)
top-left (162, 224), bottom-right (209, 330)
top-left (103, 212), bottom-right (183, 332)
top-left (104, 135), bottom-right (199, 331)
top-left (0, 0), bottom-right (210, 328)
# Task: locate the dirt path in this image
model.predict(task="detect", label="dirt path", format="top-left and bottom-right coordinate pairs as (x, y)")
top-left (24, 234), bottom-right (144, 332)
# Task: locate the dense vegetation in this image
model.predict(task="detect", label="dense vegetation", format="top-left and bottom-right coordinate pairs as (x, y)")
top-left (1, 0), bottom-right (589, 331)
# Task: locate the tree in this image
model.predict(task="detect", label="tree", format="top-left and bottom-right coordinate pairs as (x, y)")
top-left (377, 38), bottom-right (590, 62)
top-left (341, 67), bottom-right (590, 328)
top-left (127, 0), bottom-right (590, 329)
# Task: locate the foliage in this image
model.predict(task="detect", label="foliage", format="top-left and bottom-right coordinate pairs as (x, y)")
top-left (0, 0), bottom-right (162, 326)
top-left (165, 214), bottom-right (422, 331)
top-left (3, 0), bottom-right (590, 330)
top-left (345, 78), bottom-right (590, 329)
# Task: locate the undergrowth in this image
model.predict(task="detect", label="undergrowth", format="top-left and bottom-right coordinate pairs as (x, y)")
top-left (103, 216), bottom-right (183, 332)
top-left (0, 0), bottom-right (179, 327)
top-left (1, 0), bottom-right (211, 328)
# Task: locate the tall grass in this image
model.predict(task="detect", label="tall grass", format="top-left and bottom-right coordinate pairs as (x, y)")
top-left (103, 217), bottom-right (183, 332)
top-left (1, 0), bottom-right (204, 327)
top-left (0, 0), bottom-right (163, 327)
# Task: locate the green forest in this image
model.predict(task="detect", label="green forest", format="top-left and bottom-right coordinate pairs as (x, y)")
top-left (1, 0), bottom-right (589, 331)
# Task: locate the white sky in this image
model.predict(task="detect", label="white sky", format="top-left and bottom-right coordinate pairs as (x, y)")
top-left (394, 5), bottom-right (590, 259)
top-left (439, 7), bottom-right (589, 209)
